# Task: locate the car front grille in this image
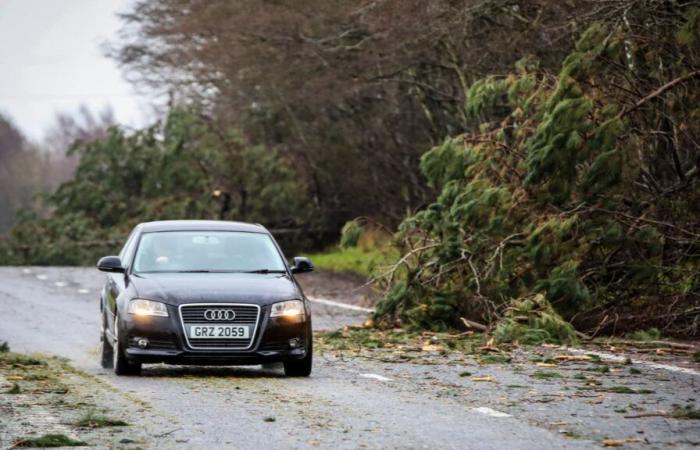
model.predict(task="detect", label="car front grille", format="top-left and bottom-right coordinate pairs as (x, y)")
top-left (259, 341), bottom-right (290, 352)
top-left (148, 338), bottom-right (178, 350)
top-left (179, 304), bottom-right (261, 350)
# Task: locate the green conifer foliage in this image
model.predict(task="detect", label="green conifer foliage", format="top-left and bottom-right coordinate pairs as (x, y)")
top-left (377, 14), bottom-right (700, 336)
top-left (0, 109), bottom-right (310, 265)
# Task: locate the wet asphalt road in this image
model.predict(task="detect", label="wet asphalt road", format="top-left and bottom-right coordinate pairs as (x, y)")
top-left (0, 267), bottom-right (698, 449)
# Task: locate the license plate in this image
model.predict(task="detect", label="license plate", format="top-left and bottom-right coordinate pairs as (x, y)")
top-left (187, 324), bottom-right (250, 339)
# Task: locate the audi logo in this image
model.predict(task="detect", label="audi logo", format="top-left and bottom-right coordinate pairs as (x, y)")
top-left (204, 309), bottom-right (236, 321)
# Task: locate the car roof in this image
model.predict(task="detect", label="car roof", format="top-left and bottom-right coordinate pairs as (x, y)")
top-left (137, 220), bottom-right (268, 234)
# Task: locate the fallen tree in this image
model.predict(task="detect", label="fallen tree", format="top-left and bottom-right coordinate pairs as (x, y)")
top-left (374, 6), bottom-right (700, 339)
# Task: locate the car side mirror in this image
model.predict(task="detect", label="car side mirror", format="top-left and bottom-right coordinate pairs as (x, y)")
top-left (291, 256), bottom-right (314, 274)
top-left (97, 256), bottom-right (125, 273)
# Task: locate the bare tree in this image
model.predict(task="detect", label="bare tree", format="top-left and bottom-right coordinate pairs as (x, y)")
top-left (112, 0), bottom-right (590, 228)
top-left (42, 105), bottom-right (117, 186)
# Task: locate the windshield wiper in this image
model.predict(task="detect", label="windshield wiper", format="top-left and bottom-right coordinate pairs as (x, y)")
top-left (245, 269), bottom-right (287, 274)
top-left (176, 270), bottom-right (211, 273)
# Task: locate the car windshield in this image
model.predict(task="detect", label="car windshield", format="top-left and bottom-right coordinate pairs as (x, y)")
top-left (132, 231), bottom-right (287, 273)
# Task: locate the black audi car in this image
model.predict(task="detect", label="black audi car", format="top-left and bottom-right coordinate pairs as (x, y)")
top-left (97, 220), bottom-right (314, 376)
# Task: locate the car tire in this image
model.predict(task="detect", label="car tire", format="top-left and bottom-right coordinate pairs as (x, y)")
top-left (113, 316), bottom-right (142, 376)
top-left (100, 314), bottom-right (114, 369)
top-left (283, 340), bottom-right (312, 377)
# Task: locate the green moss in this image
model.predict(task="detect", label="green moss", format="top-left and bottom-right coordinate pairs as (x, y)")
top-left (669, 405), bottom-right (700, 420)
top-left (531, 370), bottom-right (564, 379)
top-left (5, 383), bottom-right (21, 394)
top-left (478, 355), bottom-right (512, 364)
top-left (74, 409), bottom-right (129, 428)
top-left (13, 434), bottom-right (87, 448)
top-left (0, 352), bottom-right (45, 366)
top-left (605, 386), bottom-right (654, 394)
top-left (587, 354), bottom-right (602, 363)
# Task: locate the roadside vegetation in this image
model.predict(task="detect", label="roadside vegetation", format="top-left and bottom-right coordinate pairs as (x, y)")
top-left (0, 1), bottom-right (698, 341)
top-left (371, 5), bottom-right (700, 339)
top-left (0, 342), bottom-right (148, 448)
top-left (307, 246), bottom-right (389, 277)
top-left (308, 221), bottom-right (398, 276)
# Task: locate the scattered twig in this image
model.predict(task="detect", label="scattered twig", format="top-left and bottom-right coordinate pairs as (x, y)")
top-left (460, 317), bottom-right (488, 332)
top-left (154, 428), bottom-right (181, 438)
top-left (623, 412), bottom-right (668, 419)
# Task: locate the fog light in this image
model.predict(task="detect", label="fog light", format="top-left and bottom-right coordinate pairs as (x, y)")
top-left (289, 338), bottom-right (300, 349)
top-left (137, 338), bottom-right (149, 349)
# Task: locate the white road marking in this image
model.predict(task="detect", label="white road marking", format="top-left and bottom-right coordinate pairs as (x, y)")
top-left (77, 288), bottom-right (90, 294)
top-left (36, 274), bottom-right (48, 280)
top-left (471, 407), bottom-right (511, 418)
top-left (54, 281), bottom-right (67, 287)
top-left (308, 296), bottom-right (375, 313)
top-left (564, 348), bottom-right (700, 377)
top-left (22, 268), bottom-right (32, 274)
top-left (360, 373), bottom-right (393, 382)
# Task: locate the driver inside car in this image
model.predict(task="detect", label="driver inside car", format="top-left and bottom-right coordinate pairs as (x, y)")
top-left (153, 237), bottom-right (174, 266)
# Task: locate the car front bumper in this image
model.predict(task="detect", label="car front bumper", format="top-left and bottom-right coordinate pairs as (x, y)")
top-left (120, 303), bottom-right (311, 365)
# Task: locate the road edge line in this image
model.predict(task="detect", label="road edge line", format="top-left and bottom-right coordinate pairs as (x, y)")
top-left (471, 407), bottom-right (511, 418)
top-left (564, 348), bottom-right (700, 377)
top-left (308, 297), bottom-right (375, 313)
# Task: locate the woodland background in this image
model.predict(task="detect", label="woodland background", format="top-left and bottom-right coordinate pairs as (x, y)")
top-left (1, 0), bottom-right (699, 338)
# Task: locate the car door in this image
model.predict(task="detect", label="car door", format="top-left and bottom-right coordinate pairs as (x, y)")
top-left (105, 228), bottom-right (139, 333)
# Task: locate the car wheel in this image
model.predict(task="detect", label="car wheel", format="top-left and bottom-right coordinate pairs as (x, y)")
top-left (113, 316), bottom-right (141, 376)
top-left (99, 314), bottom-right (114, 369)
top-left (283, 340), bottom-right (312, 377)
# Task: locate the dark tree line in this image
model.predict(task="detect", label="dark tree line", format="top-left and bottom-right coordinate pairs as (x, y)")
top-left (113, 0), bottom-right (594, 229)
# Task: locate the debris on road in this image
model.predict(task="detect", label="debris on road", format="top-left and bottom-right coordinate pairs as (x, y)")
top-left (0, 345), bottom-right (164, 449)
top-left (601, 437), bottom-right (643, 447)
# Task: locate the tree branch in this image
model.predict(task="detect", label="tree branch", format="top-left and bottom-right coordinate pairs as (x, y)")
top-left (619, 70), bottom-right (700, 118)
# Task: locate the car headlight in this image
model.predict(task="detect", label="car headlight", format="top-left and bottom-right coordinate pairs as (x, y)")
top-left (128, 299), bottom-right (169, 317)
top-left (270, 300), bottom-right (304, 318)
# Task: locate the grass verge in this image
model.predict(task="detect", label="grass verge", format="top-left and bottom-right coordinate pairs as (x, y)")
top-left (307, 245), bottom-right (397, 277)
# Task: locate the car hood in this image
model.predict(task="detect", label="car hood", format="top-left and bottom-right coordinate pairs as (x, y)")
top-left (129, 272), bottom-right (301, 306)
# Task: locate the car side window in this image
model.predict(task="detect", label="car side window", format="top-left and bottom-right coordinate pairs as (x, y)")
top-left (119, 229), bottom-right (139, 266)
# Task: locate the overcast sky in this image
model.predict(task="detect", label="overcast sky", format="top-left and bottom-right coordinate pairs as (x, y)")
top-left (0, 0), bottom-right (153, 141)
